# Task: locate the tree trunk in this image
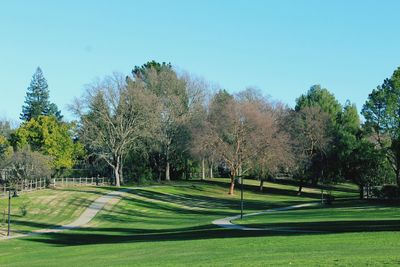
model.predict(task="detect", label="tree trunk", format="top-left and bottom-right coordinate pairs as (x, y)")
top-left (201, 157), bottom-right (205, 180)
top-left (209, 160), bottom-right (214, 179)
top-left (114, 156), bottom-right (121, 187)
top-left (297, 184), bottom-right (303, 195)
top-left (165, 161), bottom-right (170, 181)
top-left (119, 159), bottom-right (124, 185)
top-left (229, 177), bottom-right (235, 195)
top-left (359, 185), bottom-right (364, 200)
top-left (259, 179), bottom-right (264, 191)
top-left (185, 158), bottom-right (189, 180)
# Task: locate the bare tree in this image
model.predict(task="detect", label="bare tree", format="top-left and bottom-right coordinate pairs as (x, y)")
top-left (288, 106), bottom-right (332, 194)
top-left (248, 103), bottom-right (294, 191)
top-left (139, 68), bottom-right (189, 181)
top-left (2, 147), bottom-right (51, 188)
top-left (204, 89), bottom-right (287, 194)
top-left (72, 73), bottom-right (159, 187)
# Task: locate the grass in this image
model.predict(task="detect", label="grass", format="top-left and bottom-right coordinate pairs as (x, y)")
top-left (0, 178), bottom-right (398, 266)
top-left (234, 199), bottom-right (400, 232)
top-left (0, 186), bottom-right (112, 234)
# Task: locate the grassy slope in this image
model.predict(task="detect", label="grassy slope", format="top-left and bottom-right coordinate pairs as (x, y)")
top-left (0, 186), bottom-right (112, 234)
top-left (235, 200), bottom-right (400, 232)
top-left (0, 179), bottom-right (399, 266)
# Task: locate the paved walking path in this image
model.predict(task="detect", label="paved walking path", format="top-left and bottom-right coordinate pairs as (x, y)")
top-left (212, 202), bottom-right (325, 232)
top-left (4, 189), bottom-right (130, 240)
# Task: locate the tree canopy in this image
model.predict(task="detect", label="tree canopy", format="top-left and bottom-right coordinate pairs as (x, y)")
top-left (20, 67), bottom-right (62, 122)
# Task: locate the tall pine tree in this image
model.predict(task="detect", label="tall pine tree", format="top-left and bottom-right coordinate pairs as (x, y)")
top-left (20, 67), bottom-right (62, 121)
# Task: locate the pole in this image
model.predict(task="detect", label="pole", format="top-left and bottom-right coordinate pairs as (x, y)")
top-left (7, 189), bottom-right (11, 237)
top-left (321, 176), bottom-right (324, 205)
top-left (240, 176), bottom-right (244, 219)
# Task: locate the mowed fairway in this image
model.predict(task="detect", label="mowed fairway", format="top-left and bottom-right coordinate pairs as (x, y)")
top-left (0, 179), bottom-right (399, 266)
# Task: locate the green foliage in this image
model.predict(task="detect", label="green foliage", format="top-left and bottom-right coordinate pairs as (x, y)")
top-left (0, 135), bottom-right (12, 160)
top-left (339, 101), bottom-right (360, 134)
top-left (20, 67), bottom-right (62, 122)
top-left (11, 116), bottom-right (82, 171)
top-left (295, 85), bottom-right (363, 186)
top-left (362, 67), bottom-right (400, 185)
top-left (345, 140), bottom-right (393, 187)
top-left (132, 60), bottom-right (172, 82)
top-left (295, 84), bottom-right (342, 123)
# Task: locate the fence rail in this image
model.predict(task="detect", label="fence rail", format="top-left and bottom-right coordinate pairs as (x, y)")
top-left (0, 177), bottom-right (108, 198)
top-left (0, 178), bottom-right (47, 198)
top-left (52, 177), bottom-right (107, 187)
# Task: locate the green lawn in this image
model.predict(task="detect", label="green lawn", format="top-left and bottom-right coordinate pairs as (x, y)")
top-left (0, 186), bottom-right (112, 234)
top-left (0, 179), bottom-right (398, 266)
top-left (235, 199), bottom-right (400, 232)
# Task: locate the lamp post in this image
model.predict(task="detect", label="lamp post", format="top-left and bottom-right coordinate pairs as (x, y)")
top-left (7, 189), bottom-right (11, 237)
top-left (240, 176), bottom-right (244, 219)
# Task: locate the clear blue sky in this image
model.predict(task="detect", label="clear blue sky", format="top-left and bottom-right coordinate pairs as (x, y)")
top-left (1, 0), bottom-right (400, 122)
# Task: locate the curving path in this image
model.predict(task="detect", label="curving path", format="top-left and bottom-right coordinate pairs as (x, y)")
top-left (4, 189), bottom-right (130, 240)
top-left (4, 187), bottom-right (325, 239)
top-left (212, 202), bottom-right (325, 233)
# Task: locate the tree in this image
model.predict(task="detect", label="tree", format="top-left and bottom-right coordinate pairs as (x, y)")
top-left (346, 139), bottom-right (392, 199)
top-left (205, 89), bottom-right (287, 194)
top-left (0, 120), bottom-right (13, 161)
top-left (295, 85), bottom-right (361, 186)
top-left (362, 67), bottom-right (400, 186)
top-left (190, 104), bottom-right (211, 180)
top-left (289, 106), bottom-right (332, 194)
top-left (21, 67), bottom-right (62, 121)
top-left (0, 135), bottom-right (12, 161)
top-left (11, 116), bottom-right (81, 172)
top-left (1, 147), bottom-right (51, 187)
top-left (133, 62), bottom-right (189, 181)
top-left (75, 73), bottom-right (159, 187)
top-left (335, 102), bottom-right (362, 180)
top-left (295, 84), bottom-right (342, 122)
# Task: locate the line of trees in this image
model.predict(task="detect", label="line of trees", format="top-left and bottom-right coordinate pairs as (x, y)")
top-left (1, 62), bottom-right (400, 197)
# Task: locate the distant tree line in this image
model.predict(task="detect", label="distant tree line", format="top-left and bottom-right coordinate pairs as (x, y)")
top-left (1, 62), bottom-right (400, 198)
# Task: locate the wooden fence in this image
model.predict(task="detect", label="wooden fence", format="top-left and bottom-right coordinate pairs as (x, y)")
top-left (52, 177), bottom-right (107, 187)
top-left (0, 177), bottom-right (108, 198)
top-left (0, 178), bottom-right (47, 197)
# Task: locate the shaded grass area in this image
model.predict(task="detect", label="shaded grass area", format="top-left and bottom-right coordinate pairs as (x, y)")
top-left (234, 198), bottom-right (400, 232)
top-left (0, 179), bottom-right (398, 266)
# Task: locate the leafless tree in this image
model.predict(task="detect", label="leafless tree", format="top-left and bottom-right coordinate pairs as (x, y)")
top-left (140, 68), bottom-right (189, 181)
top-left (72, 73), bottom-right (159, 187)
top-left (2, 147), bottom-right (51, 187)
top-left (204, 89), bottom-right (289, 194)
top-left (288, 106), bottom-right (332, 194)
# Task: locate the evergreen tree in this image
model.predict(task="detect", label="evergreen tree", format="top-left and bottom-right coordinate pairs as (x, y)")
top-left (20, 67), bottom-right (62, 121)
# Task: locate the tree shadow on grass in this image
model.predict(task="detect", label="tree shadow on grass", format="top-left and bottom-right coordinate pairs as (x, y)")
top-left (199, 180), bottom-right (323, 200)
top-left (120, 190), bottom-right (311, 217)
top-left (237, 219), bottom-right (400, 233)
top-left (21, 218), bottom-right (400, 247)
